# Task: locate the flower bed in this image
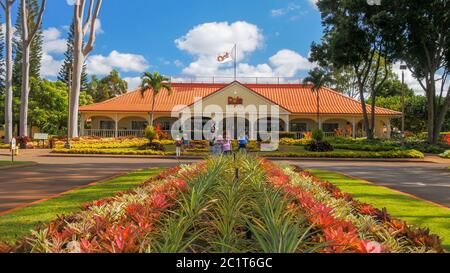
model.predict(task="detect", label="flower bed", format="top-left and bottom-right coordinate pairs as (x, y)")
top-left (280, 138), bottom-right (312, 146)
top-left (262, 149), bottom-right (424, 159)
top-left (259, 159), bottom-right (444, 253)
top-left (0, 155), bottom-right (443, 253)
top-left (0, 144), bottom-right (9, 149)
top-left (0, 164), bottom-right (204, 253)
top-left (52, 148), bottom-right (169, 156)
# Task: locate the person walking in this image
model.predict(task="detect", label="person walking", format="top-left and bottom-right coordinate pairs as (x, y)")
top-left (222, 134), bottom-right (232, 155)
top-left (213, 135), bottom-right (224, 155)
top-left (182, 133), bottom-right (189, 152)
top-left (175, 137), bottom-right (182, 157)
top-left (238, 133), bottom-right (249, 153)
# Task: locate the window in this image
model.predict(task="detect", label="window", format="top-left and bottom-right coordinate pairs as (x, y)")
top-left (291, 122), bottom-right (307, 132)
top-left (132, 121), bottom-right (148, 130)
top-left (323, 123), bottom-right (339, 133)
top-left (100, 120), bottom-right (115, 130)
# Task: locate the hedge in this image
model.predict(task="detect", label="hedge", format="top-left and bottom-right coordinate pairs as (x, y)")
top-left (333, 143), bottom-right (400, 152)
top-left (261, 149), bottom-right (424, 159)
top-left (440, 150), bottom-right (450, 159)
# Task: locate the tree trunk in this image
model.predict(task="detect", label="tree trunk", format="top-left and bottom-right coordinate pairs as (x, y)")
top-left (426, 76), bottom-right (436, 144)
top-left (316, 90), bottom-right (320, 129)
top-left (19, 44), bottom-right (31, 137)
top-left (68, 0), bottom-right (102, 139)
top-left (3, 2), bottom-right (13, 143)
top-left (150, 95), bottom-right (156, 126)
top-left (358, 83), bottom-right (371, 139)
top-left (69, 20), bottom-right (84, 138)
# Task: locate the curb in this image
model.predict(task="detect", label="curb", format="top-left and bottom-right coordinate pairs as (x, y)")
top-left (45, 154), bottom-right (204, 160)
top-left (0, 162), bottom-right (38, 170)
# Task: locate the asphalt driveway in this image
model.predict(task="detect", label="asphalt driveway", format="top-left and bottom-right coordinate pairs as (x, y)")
top-left (284, 160), bottom-right (450, 208)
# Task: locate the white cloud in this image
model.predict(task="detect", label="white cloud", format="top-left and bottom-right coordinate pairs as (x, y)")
top-left (40, 27), bottom-right (67, 77)
top-left (270, 49), bottom-right (316, 76)
top-left (270, 3), bottom-right (308, 21)
top-left (309, 0), bottom-right (318, 8)
top-left (43, 27), bottom-right (67, 54)
top-left (392, 62), bottom-right (449, 96)
top-left (124, 76), bottom-right (142, 90)
top-left (86, 50), bottom-right (149, 75)
top-left (41, 53), bottom-right (63, 77)
top-left (175, 21), bottom-right (265, 76)
top-left (176, 21), bottom-right (263, 62)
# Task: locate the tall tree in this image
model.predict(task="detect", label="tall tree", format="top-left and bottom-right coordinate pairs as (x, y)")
top-left (377, 0), bottom-right (450, 144)
top-left (302, 68), bottom-right (333, 129)
top-left (1, 0), bottom-right (16, 143)
top-left (310, 0), bottom-right (394, 139)
top-left (68, 0), bottom-right (102, 138)
top-left (58, 21), bottom-right (88, 91)
top-left (18, 0), bottom-right (45, 137)
top-left (12, 0), bottom-right (43, 88)
top-left (87, 70), bottom-right (127, 102)
top-left (140, 72), bottom-right (173, 125)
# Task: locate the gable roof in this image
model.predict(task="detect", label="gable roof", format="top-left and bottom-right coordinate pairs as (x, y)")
top-left (79, 82), bottom-right (401, 116)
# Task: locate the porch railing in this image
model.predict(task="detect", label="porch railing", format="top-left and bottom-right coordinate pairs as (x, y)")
top-left (83, 129), bottom-right (145, 138)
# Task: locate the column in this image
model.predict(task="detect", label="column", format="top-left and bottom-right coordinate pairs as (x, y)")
top-left (114, 114), bottom-right (118, 138)
top-left (284, 115), bottom-right (290, 132)
top-left (80, 114), bottom-right (85, 136)
top-left (352, 117), bottom-right (356, 139)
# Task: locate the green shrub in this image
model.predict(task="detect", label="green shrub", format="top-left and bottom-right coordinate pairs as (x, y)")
top-left (139, 142), bottom-right (166, 151)
top-left (312, 129), bottom-right (324, 142)
top-left (333, 143), bottom-right (400, 152)
top-left (279, 132), bottom-right (297, 139)
top-left (440, 150), bottom-right (450, 159)
top-left (305, 141), bottom-right (334, 152)
top-left (144, 125), bottom-right (157, 142)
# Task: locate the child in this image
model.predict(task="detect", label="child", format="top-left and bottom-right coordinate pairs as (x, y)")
top-left (175, 137), bottom-right (182, 157)
top-left (222, 135), bottom-right (232, 155)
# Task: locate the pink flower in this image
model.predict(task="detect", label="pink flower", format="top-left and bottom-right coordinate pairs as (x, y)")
top-left (362, 241), bottom-right (383, 253)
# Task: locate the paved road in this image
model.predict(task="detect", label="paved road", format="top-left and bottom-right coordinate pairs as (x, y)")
top-left (283, 160), bottom-right (450, 208)
top-left (0, 150), bottom-right (197, 213)
top-left (1, 150), bottom-right (449, 213)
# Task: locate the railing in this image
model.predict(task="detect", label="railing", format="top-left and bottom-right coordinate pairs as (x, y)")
top-left (169, 76), bottom-right (304, 85)
top-left (83, 129), bottom-right (145, 138)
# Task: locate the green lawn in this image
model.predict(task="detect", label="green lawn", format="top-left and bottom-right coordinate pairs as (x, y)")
top-left (0, 161), bottom-right (34, 167)
top-left (308, 169), bottom-right (450, 251)
top-left (0, 168), bottom-right (164, 244)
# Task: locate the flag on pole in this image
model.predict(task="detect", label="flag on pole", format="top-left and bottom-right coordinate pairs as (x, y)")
top-left (217, 45), bottom-right (236, 64)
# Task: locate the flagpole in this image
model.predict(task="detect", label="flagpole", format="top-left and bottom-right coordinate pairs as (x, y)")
top-left (234, 44), bottom-right (237, 81)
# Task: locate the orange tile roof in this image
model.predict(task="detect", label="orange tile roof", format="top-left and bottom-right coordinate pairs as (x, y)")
top-left (79, 82), bottom-right (401, 116)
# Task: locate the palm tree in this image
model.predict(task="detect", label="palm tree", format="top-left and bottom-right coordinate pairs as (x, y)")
top-left (140, 72), bottom-right (173, 125)
top-left (302, 68), bottom-right (332, 129)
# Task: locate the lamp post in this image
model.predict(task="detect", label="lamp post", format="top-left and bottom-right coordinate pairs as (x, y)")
top-left (400, 64), bottom-right (407, 146)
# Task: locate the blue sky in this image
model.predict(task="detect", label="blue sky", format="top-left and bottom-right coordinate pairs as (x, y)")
top-left (20, 0), bottom-right (321, 88)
